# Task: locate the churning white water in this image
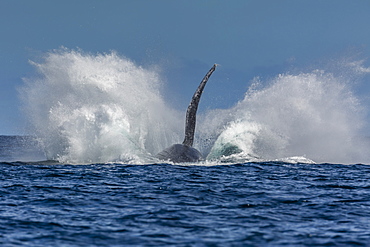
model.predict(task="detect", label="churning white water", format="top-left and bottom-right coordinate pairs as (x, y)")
top-left (20, 48), bottom-right (370, 164)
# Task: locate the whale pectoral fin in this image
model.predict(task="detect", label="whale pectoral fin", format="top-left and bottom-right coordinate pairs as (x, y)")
top-left (183, 64), bottom-right (217, 147)
top-left (157, 64), bottom-right (217, 163)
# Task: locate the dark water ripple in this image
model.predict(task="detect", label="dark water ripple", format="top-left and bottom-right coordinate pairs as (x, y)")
top-left (0, 162), bottom-right (370, 246)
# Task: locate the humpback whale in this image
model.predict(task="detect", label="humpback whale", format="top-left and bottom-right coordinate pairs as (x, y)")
top-left (156, 64), bottom-right (217, 163)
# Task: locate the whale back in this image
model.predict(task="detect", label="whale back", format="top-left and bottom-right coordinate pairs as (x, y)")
top-left (156, 144), bottom-right (202, 163)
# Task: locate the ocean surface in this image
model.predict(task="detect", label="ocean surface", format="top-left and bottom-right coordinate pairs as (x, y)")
top-left (6, 49), bottom-right (370, 245)
top-left (1, 136), bottom-right (370, 246)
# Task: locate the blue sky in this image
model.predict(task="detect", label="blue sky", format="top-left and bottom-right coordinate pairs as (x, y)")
top-left (1, 0), bottom-right (370, 135)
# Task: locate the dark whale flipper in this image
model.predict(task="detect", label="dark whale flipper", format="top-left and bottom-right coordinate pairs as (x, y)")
top-left (182, 64), bottom-right (217, 147)
top-left (156, 64), bottom-right (217, 162)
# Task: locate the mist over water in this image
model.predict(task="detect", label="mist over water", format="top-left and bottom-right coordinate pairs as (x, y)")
top-left (21, 49), bottom-right (370, 164)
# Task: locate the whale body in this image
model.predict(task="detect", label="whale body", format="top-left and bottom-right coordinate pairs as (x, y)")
top-left (156, 144), bottom-right (202, 163)
top-left (156, 64), bottom-right (217, 163)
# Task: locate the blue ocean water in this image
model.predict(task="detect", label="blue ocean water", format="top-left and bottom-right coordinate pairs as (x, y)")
top-left (1, 136), bottom-right (370, 246)
top-left (7, 49), bottom-right (370, 245)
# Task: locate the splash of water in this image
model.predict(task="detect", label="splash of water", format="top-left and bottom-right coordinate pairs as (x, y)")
top-left (201, 65), bottom-right (370, 164)
top-left (21, 48), bottom-right (370, 164)
top-left (21, 48), bottom-right (182, 163)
